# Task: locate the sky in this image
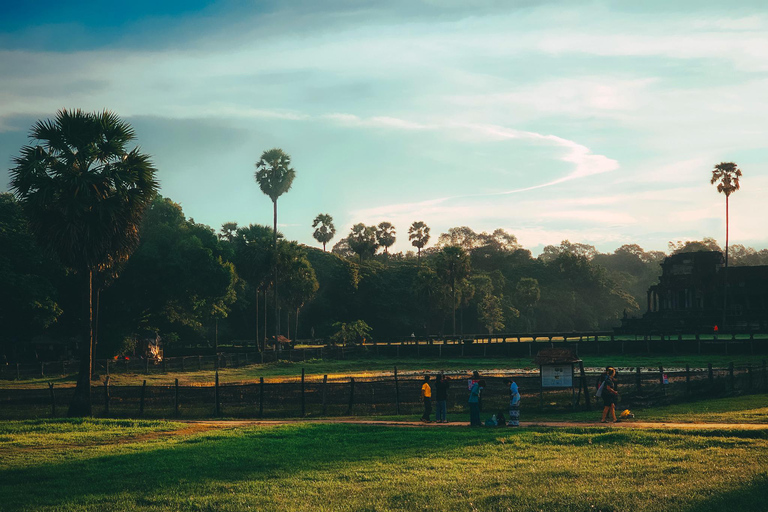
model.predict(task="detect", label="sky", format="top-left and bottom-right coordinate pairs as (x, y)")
top-left (1, 0), bottom-right (767, 255)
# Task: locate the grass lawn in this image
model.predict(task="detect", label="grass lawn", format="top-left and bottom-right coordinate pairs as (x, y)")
top-left (5, 354), bottom-right (767, 389)
top-left (1, 419), bottom-right (768, 511)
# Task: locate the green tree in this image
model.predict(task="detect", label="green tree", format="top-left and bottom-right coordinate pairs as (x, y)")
top-left (515, 277), bottom-right (540, 332)
top-left (0, 193), bottom-right (63, 340)
top-left (408, 221), bottom-right (431, 263)
top-left (434, 246), bottom-right (471, 336)
top-left (711, 161), bottom-right (742, 328)
top-left (233, 224), bottom-right (277, 351)
top-left (312, 213), bottom-right (336, 251)
top-left (330, 320), bottom-right (372, 345)
top-left (348, 223), bottom-right (378, 261)
top-left (376, 222), bottom-right (396, 254)
top-left (710, 162), bottom-right (742, 269)
top-left (477, 294), bottom-right (505, 334)
top-left (255, 148), bottom-right (296, 349)
top-left (276, 241), bottom-right (319, 341)
top-left (9, 109), bottom-right (158, 416)
top-left (219, 222), bottom-right (239, 242)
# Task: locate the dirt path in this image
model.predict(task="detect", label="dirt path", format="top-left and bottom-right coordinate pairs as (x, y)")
top-left (177, 418), bottom-right (768, 431)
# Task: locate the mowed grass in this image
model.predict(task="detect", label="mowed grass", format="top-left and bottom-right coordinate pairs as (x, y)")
top-left (6, 354), bottom-right (768, 388)
top-left (1, 419), bottom-right (768, 512)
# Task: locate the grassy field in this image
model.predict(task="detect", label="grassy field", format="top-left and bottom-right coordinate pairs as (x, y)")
top-left (1, 417), bottom-right (768, 511)
top-left (4, 354), bottom-right (767, 389)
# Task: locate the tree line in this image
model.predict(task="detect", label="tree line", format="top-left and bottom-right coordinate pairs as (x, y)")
top-left (1, 110), bottom-right (764, 416)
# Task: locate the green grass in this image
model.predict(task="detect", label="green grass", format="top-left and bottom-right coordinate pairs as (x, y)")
top-left (5, 354), bottom-right (767, 389)
top-left (1, 419), bottom-right (767, 511)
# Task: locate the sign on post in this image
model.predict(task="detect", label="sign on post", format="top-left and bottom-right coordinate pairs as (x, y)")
top-left (541, 365), bottom-right (573, 388)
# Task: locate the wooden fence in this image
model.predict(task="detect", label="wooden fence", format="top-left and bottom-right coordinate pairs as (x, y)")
top-left (2, 362), bottom-right (766, 420)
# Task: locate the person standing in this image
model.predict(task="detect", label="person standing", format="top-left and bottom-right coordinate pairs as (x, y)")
top-left (600, 368), bottom-right (619, 423)
top-left (468, 372), bottom-right (483, 426)
top-left (420, 375), bottom-right (432, 423)
top-left (435, 374), bottom-right (450, 423)
top-left (503, 378), bottom-right (521, 427)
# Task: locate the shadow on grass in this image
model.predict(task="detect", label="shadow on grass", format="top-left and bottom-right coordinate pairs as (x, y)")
top-left (0, 424), bottom-right (494, 510)
top-left (684, 473), bottom-right (768, 512)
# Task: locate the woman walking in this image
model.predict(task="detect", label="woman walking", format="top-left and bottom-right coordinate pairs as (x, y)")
top-left (600, 367), bottom-right (619, 423)
top-left (468, 371), bottom-right (483, 427)
top-left (435, 374), bottom-right (450, 423)
top-left (504, 378), bottom-right (521, 427)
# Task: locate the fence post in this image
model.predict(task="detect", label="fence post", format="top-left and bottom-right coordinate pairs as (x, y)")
top-left (106, 359), bottom-right (110, 377)
top-left (708, 363), bottom-right (714, 387)
top-left (139, 379), bottom-right (146, 416)
top-left (259, 377), bottom-right (264, 417)
top-left (104, 376), bottom-right (110, 415)
top-left (659, 365), bottom-right (665, 396)
top-left (198, 356), bottom-right (202, 371)
top-left (301, 368), bottom-right (306, 417)
top-left (763, 360), bottom-right (767, 391)
top-left (636, 367), bottom-right (642, 393)
top-left (728, 362), bottom-right (734, 392)
top-left (16, 363), bottom-right (19, 380)
top-left (579, 361), bottom-right (590, 411)
top-left (41, 362), bottom-right (45, 377)
top-left (322, 375), bottom-right (328, 416)
top-left (214, 371), bottom-right (220, 416)
top-left (394, 366), bottom-right (400, 415)
top-left (685, 365), bottom-right (691, 396)
top-left (48, 382), bottom-right (56, 416)
top-left (747, 365), bottom-right (753, 391)
top-left (346, 378), bottom-right (355, 415)
top-left (174, 378), bottom-right (179, 417)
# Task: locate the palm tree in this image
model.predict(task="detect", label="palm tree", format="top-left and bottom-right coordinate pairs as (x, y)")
top-left (347, 223), bottom-right (378, 262)
top-left (9, 109), bottom-right (158, 416)
top-left (409, 221), bottom-right (430, 263)
top-left (710, 162), bottom-right (742, 328)
top-left (376, 222), bottom-right (396, 254)
top-left (255, 148), bottom-right (295, 346)
top-left (312, 213), bottom-right (336, 251)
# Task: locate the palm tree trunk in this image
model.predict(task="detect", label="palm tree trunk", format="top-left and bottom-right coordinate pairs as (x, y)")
top-left (323, 241), bottom-right (326, 252)
top-left (92, 273), bottom-right (100, 378)
top-left (255, 287), bottom-right (260, 353)
top-left (68, 269), bottom-right (93, 416)
top-left (263, 287), bottom-right (268, 351)
top-left (723, 194), bottom-right (729, 329)
top-left (295, 307), bottom-right (300, 343)
top-left (273, 199), bottom-right (280, 353)
top-left (451, 279), bottom-right (456, 336)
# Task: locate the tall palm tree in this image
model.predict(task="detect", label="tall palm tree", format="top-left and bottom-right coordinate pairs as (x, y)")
top-left (710, 161), bottom-right (742, 328)
top-left (255, 148), bottom-right (295, 346)
top-left (9, 109), bottom-right (158, 416)
top-left (376, 222), bottom-right (396, 254)
top-left (312, 213), bottom-right (336, 251)
top-left (409, 221), bottom-right (430, 263)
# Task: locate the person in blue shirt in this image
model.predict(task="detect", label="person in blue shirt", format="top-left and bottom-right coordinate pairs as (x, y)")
top-left (503, 378), bottom-right (521, 426)
top-left (468, 371), bottom-right (483, 426)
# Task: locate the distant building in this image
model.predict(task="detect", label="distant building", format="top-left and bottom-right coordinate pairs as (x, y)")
top-left (620, 251), bottom-right (768, 332)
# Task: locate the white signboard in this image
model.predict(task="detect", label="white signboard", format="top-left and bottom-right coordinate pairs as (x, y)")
top-left (541, 365), bottom-right (573, 388)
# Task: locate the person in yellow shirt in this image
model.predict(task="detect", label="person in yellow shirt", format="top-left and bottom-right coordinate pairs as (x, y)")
top-left (420, 375), bottom-right (432, 423)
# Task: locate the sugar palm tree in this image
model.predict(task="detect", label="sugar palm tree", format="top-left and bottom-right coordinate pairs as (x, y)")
top-left (710, 161), bottom-right (742, 328)
top-left (9, 109), bottom-right (158, 416)
top-left (312, 213), bottom-right (336, 251)
top-left (409, 221), bottom-right (430, 263)
top-left (255, 149), bottom-right (295, 346)
top-left (376, 222), bottom-right (396, 254)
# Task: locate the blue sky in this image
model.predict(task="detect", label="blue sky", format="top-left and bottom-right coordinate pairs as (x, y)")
top-left (2, 0), bottom-right (767, 255)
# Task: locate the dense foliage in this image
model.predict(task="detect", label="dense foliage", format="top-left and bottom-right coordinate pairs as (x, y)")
top-left (4, 193), bottom-right (768, 358)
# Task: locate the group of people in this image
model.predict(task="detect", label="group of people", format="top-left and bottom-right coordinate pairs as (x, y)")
top-left (420, 371), bottom-right (521, 427)
top-left (419, 366), bottom-right (621, 426)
